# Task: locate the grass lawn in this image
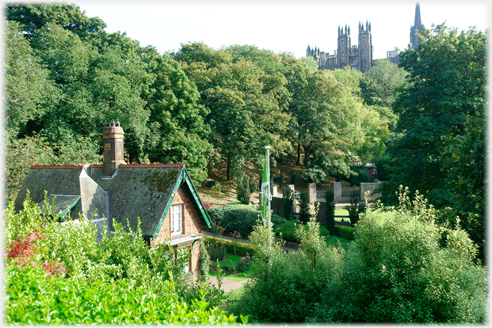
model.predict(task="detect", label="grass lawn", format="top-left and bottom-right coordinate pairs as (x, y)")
top-left (209, 254), bottom-right (252, 281)
top-left (335, 209), bottom-right (349, 216)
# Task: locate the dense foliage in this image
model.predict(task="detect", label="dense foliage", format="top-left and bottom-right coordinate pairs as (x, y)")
top-left (379, 24), bottom-right (487, 259)
top-left (230, 189), bottom-right (487, 324)
top-left (207, 205), bottom-right (285, 237)
top-left (6, 4), bottom-right (393, 200)
top-left (324, 190), bottom-right (336, 235)
top-left (4, 196), bottom-right (242, 324)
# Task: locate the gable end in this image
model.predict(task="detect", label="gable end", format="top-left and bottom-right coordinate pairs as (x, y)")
top-left (152, 168), bottom-right (211, 239)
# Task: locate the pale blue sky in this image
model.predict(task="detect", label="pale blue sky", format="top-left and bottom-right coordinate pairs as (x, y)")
top-left (76, 0), bottom-right (489, 60)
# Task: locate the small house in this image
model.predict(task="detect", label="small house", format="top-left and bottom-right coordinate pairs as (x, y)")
top-left (14, 121), bottom-right (212, 278)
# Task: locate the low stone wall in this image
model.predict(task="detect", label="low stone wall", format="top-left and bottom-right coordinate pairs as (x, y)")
top-left (360, 182), bottom-right (380, 201)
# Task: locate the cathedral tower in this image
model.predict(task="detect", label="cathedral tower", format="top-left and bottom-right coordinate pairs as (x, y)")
top-left (358, 21), bottom-right (373, 73)
top-left (337, 25), bottom-right (350, 69)
top-left (410, 2), bottom-right (424, 49)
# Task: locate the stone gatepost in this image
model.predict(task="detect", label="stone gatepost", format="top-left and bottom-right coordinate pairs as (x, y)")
top-left (334, 182), bottom-right (342, 202)
top-left (288, 184), bottom-right (297, 213)
top-left (307, 183), bottom-right (316, 204)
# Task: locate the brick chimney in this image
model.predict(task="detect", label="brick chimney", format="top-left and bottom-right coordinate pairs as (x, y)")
top-left (103, 120), bottom-right (125, 177)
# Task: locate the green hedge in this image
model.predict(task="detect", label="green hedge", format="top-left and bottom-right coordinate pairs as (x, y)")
top-left (335, 225), bottom-right (355, 240)
top-left (202, 236), bottom-right (257, 256)
top-left (208, 206), bottom-right (286, 237)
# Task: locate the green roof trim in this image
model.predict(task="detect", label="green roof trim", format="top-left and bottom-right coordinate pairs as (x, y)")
top-left (182, 169), bottom-right (211, 229)
top-left (152, 167), bottom-right (211, 239)
top-left (153, 173), bottom-right (183, 239)
top-left (37, 194), bottom-right (81, 222)
top-left (60, 198), bottom-right (81, 222)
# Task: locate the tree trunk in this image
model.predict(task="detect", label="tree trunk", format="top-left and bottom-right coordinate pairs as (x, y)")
top-left (296, 141), bottom-right (301, 165)
top-left (303, 145), bottom-right (310, 167)
top-left (226, 157), bottom-right (231, 180)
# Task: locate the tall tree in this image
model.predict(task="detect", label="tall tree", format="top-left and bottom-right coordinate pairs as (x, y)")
top-left (6, 3), bottom-right (106, 40)
top-left (5, 20), bottom-right (58, 140)
top-left (362, 59), bottom-right (408, 110)
top-left (141, 46), bottom-right (212, 182)
top-left (381, 24), bottom-right (487, 255)
top-left (172, 43), bottom-right (290, 180)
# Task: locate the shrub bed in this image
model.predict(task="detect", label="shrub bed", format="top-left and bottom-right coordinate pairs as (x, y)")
top-left (274, 220), bottom-right (330, 243)
top-left (207, 206), bottom-right (285, 237)
top-left (203, 236), bottom-right (257, 256)
top-left (335, 225), bottom-right (355, 240)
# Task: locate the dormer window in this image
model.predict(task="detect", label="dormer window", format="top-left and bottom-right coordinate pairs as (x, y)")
top-left (171, 204), bottom-right (182, 235)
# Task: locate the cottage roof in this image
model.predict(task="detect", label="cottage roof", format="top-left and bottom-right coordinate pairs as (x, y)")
top-left (14, 165), bottom-right (83, 212)
top-left (37, 194), bottom-right (81, 220)
top-left (15, 163), bottom-right (211, 239)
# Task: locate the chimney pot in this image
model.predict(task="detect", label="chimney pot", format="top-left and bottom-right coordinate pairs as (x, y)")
top-left (103, 121), bottom-right (125, 176)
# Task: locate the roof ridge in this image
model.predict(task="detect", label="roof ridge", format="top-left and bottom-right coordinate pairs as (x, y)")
top-left (31, 164), bottom-right (84, 169)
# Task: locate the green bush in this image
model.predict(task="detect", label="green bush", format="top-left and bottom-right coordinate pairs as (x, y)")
top-left (281, 187), bottom-right (295, 220)
top-left (208, 206), bottom-right (283, 237)
top-left (198, 239), bottom-right (210, 281)
top-left (298, 192), bottom-right (311, 224)
top-left (236, 254), bottom-right (252, 272)
top-left (4, 197), bottom-right (240, 325)
top-left (203, 236), bottom-right (256, 256)
top-left (229, 188), bottom-right (487, 324)
top-left (206, 240), bottom-right (226, 262)
top-left (309, 190), bottom-right (487, 324)
top-left (231, 217), bottom-right (343, 323)
top-left (325, 190), bottom-right (336, 235)
top-left (348, 165), bottom-right (370, 186)
top-left (274, 220), bottom-right (330, 243)
top-left (236, 174), bottom-right (252, 205)
top-left (335, 226), bottom-right (355, 240)
top-left (345, 190), bottom-right (360, 226)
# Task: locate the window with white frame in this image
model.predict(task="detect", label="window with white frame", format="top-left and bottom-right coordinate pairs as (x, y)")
top-left (171, 204), bottom-right (182, 235)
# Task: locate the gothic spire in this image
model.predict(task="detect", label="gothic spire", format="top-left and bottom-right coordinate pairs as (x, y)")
top-left (415, 2), bottom-right (422, 28)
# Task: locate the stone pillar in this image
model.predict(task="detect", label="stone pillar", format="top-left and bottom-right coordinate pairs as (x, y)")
top-left (307, 183), bottom-right (316, 204)
top-left (334, 182), bottom-right (342, 202)
top-left (288, 184), bottom-right (297, 213)
top-left (272, 186), bottom-right (277, 197)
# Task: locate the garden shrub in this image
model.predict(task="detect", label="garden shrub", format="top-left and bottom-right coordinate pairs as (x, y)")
top-left (281, 187), bottom-right (295, 220)
top-left (4, 197), bottom-right (241, 325)
top-left (348, 165), bottom-right (370, 186)
top-left (229, 188), bottom-right (487, 324)
top-left (198, 239), bottom-right (210, 281)
top-left (274, 220), bottom-right (330, 243)
top-left (231, 217), bottom-right (344, 323)
top-left (208, 206), bottom-right (284, 237)
top-left (325, 190), bottom-right (336, 235)
top-left (345, 190), bottom-right (361, 226)
top-left (308, 189), bottom-right (487, 324)
top-left (236, 174), bottom-right (252, 205)
top-left (236, 254), bottom-right (252, 272)
top-left (335, 225), bottom-right (355, 240)
top-left (205, 239), bottom-right (226, 262)
top-left (298, 192), bottom-right (311, 224)
top-left (203, 236), bottom-right (257, 256)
